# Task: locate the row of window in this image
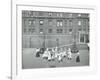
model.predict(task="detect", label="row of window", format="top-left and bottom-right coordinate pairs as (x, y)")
top-left (24, 27), bottom-right (89, 34)
top-left (23, 11), bottom-right (81, 17)
top-left (23, 11), bottom-right (89, 18)
top-left (24, 28), bottom-right (65, 34)
top-left (27, 19), bottom-right (87, 27)
top-left (23, 28), bottom-right (88, 34)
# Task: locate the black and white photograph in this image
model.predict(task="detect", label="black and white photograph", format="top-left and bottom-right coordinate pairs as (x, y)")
top-left (0, 0), bottom-right (99, 80)
top-left (10, 1), bottom-right (97, 80)
top-left (22, 11), bottom-right (90, 69)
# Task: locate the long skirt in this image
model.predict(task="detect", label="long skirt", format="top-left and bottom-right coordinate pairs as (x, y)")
top-left (76, 56), bottom-right (80, 62)
top-left (36, 52), bottom-right (40, 57)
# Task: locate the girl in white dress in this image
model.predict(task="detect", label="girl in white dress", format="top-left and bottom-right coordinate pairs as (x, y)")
top-left (47, 49), bottom-right (52, 61)
top-left (42, 48), bottom-right (49, 60)
top-left (67, 48), bottom-right (72, 60)
top-left (57, 48), bottom-right (63, 62)
top-left (35, 48), bottom-right (40, 53)
top-left (54, 47), bottom-right (58, 58)
top-left (51, 48), bottom-right (56, 60)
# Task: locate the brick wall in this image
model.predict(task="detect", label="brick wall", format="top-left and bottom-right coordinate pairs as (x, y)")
top-left (22, 11), bottom-right (89, 48)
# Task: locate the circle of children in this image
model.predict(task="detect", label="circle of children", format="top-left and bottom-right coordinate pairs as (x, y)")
top-left (35, 46), bottom-right (80, 63)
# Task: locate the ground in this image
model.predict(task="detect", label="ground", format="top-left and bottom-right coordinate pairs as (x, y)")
top-left (22, 48), bottom-right (89, 69)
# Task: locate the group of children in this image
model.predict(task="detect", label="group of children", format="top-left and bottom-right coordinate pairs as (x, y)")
top-left (35, 47), bottom-right (80, 63)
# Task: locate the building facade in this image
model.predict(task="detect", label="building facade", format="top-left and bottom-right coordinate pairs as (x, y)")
top-left (22, 11), bottom-right (89, 48)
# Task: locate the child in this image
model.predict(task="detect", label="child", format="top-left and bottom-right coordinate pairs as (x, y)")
top-left (67, 48), bottom-right (72, 60)
top-left (35, 48), bottom-right (40, 57)
top-left (76, 55), bottom-right (80, 62)
top-left (57, 49), bottom-right (63, 62)
top-left (42, 48), bottom-right (49, 60)
top-left (76, 50), bottom-right (80, 62)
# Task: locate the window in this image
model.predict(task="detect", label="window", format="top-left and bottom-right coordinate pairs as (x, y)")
top-left (57, 21), bottom-right (59, 27)
top-left (59, 21), bottom-right (63, 26)
top-left (69, 14), bottom-right (72, 17)
top-left (28, 20), bottom-right (32, 25)
top-left (48, 12), bottom-right (52, 16)
top-left (38, 12), bottom-right (43, 16)
top-left (28, 11), bottom-right (32, 16)
top-left (48, 29), bottom-right (52, 33)
top-left (57, 29), bottom-right (63, 33)
top-left (39, 29), bottom-right (43, 34)
top-left (59, 29), bottom-right (63, 33)
top-left (78, 14), bottom-right (81, 17)
top-left (78, 21), bottom-right (81, 26)
top-left (69, 20), bottom-right (72, 26)
top-left (24, 28), bottom-right (27, 33)
top-left (78, 28), bottom-right (81, 31)
top-left (28, 28), bottom-right (35, 33)
top-left (39, 20), bottom-right (44, 25)
top-left (80, 34), bottom-right (84, 43)
top-left (60, 13), bottom-right (62, 17)
top-left (79, 33), bottom-right (89, 43)
top-left (57, 13), bottom-right (59, 17)
top-left (87, 14), bottom-right (89, 17)
top-left (57, 13), bottom-right (62, 17)
top-left (32, 20), bottom-right (35, 25)
top-left (57, 20), bottom-right (63, 27)
top-left (28, 28), bottom-right (31, 33)
top-left (25, 11), bottom-right (29, 17)
top-left (83, 20), bottom-right (86, 26)
top-left (69, 29), bottom-right (72, 32)
top-left (28, 20), bottom-right (35, 26)
top-left (48, 20), bottom-right (52, 26)
top-left (85, 34), bottom-right (89, 43)
top-left (28, 11), bottom-right (35, 17)
top-left (31, 28), bottom-right (35, 33)
top-left (83, 28), bottom-right (86, 31)
top-left (65, 20), bottom-right (67, 26)
top-left (69, 29), bottom-right (72, 34)
top-left (22, 11), bottom-right (26, 17)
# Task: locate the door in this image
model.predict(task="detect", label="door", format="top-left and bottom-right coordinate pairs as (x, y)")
top-left (79, 32), bottom-right (89, 44)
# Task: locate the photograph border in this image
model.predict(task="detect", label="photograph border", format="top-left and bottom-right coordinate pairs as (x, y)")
top-left (11, 1), bottom-right (97, 80)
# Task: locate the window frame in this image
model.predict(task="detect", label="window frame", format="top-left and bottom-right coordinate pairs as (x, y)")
top-left (39, 20), bottom-right (44, 25)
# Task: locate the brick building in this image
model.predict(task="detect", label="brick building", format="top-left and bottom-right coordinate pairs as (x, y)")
top-left (22, 11), bottom-right (89, 48)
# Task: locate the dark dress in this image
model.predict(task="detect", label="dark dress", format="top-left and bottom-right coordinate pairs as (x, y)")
top-left (76, 56), bottom-right (80, 62)
top-left (36, 48), bottom-right (46, 57)
top-left (40, 48), bottom-right (45, 54)
top-left (36, 51), bottom-right (40, 57)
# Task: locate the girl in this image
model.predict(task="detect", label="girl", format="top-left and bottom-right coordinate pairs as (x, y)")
top-left (67, 48), bottom-right (72, 60)
top-left (76, 50), bottom-right (80, 62)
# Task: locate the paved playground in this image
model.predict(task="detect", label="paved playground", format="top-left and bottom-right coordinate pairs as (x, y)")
top-left (22, 48), bottom-right (89, 69)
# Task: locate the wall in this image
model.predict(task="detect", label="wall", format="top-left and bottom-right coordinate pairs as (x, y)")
top-left (0, 0), bottom-right (99, 80)
top-left (22, 11), bottom-right (89, 48)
